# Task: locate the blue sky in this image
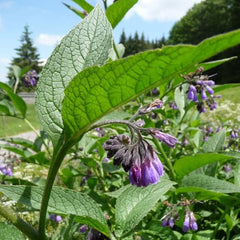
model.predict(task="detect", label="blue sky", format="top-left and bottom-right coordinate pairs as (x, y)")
top-left (0, 0), bottom-right (202, 82)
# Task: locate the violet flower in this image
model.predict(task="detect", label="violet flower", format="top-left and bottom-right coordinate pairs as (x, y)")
top-left (150, 129), bottom-right (178, 148)
top-left (183, 211), bottom-right (198, 232)
top-left (162, 216), bottom-right (175, 228)
top-left (79, 224), bottom-right (88, 233)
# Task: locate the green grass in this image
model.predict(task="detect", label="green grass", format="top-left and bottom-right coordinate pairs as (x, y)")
top-left (0, 104), bottom-right (39, 137)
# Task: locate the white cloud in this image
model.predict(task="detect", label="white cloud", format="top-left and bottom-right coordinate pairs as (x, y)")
top-left (126, 0), bottom-right (203, 22)
top-left (35, 34), bottom-right (63, 46)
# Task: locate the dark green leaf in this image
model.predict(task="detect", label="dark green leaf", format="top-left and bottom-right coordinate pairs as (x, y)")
top-left (202, 129), bottom-right (226, 152)
top-left (180, 174), bottom-right (240, 193)
top-left (0, 82), bottom-right (26, 117)
top-left (0, 185), bottom-right (110, 237)
top-left (0, 104), bottom-right (10, 115)
top-left (62, 29), bottom-right (240, 141)
top-left (174, 153), bottom-right (233, 180)
top-left (115, 179), bottom-right (175, 237)
top-left (176, 187), bottom-right (237, 205)
top-left (106, 0), bottom-right (138, 28)
top-left (0, 222), bottom-right (25, 240)
top-left (35, 5), bottom-right (113, 147)
top-left (213, 83), bottom-right (240, 93)
top-left (71, 0), bottom-right (93, 13)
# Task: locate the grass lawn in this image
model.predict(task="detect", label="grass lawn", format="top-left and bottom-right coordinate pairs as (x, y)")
top-left (0, 104), bottom-right (39, 137)
top-left (0, 86), bottom-right (239, 138)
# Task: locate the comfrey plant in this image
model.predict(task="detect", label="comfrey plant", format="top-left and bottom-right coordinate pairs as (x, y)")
top-left (103, 100), bottom-right (177, 187)
top-left (0, 1), bottom-right (240, 240)
top-left (183, 67), bottom-right (221, 113)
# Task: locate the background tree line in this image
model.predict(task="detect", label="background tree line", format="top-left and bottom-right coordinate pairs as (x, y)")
top-left (120, 0), bottom-right (240, 84)
top-left (8, 0), bottom-right (240, 88)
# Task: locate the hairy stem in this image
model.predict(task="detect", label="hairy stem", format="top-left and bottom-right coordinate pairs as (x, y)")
top-left (24, 118), bottom-right (52, 157)
top-left (0, 203), bottom-right (40, 240)
top-left (38, 140), bottom-right (70, 239)
top-left (154, 139), bottom-right (176, 181)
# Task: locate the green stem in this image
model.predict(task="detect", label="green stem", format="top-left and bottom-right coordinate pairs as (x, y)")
top-left (24, 118), bottom-right (52, 157)
top-left (160, 81), bottom-right (188, 99)
top-left (0, 203), bottom-right (40, 240)
top-left (154, 139), bottom-right (176, 181)
top-left (38, 140), bottom-right (70, 239)
top-left (210, 209), bottom-right (225, 240)
top-left (113, 42), bottom-right (120, 59)
top-left (102, 0), bottom-right (107, 10)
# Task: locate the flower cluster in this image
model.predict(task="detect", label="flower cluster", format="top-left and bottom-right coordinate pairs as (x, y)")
top-left (161, 199), bottom-right (198, 233)
top-left (0, 164), bottom-right (12, 177)
top-left (23, 70), bottom-right (39, 87)
top-left (104, 134), bottom-right (164, 187)
top-left (104, 126), bottom-right (177, 187)
top-left (49, 213), bottom-right (62, 222)
top-left (183, 67), bottom-right (221, 113)
top-left (183, 211), bottom-right (198, 232)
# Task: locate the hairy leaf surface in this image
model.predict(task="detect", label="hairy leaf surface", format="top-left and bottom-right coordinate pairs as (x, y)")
top-left (35, 5), bottom-right (113, 147)
top-left (0, 185), bottom-right (109, 237)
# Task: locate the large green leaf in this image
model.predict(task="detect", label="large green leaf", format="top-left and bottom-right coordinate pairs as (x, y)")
top-left (180, 174), bottom-right (240, 193)
top-left (0, 185), bottom-right (110, 237)
top-left (62, 29), bottom-right (240, 141)
top-left (174, 153), bottom-right (233, 180)
top-left (0, 82), bottom-right (26, 117)
top-left (176, 187), bottom-right (237, 205)
top-left (35, 5), bottom-right (113, 147)
top-left (106, 0), bottom-right (138, 28)
top-left (114, 179), bottom-right (174, 238)
top-left (202, 129), bottom-right (226, 152)
top-left (0, 222), bottom-right (25, 240)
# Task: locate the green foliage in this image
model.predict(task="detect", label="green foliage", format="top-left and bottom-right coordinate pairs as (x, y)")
top-left (0, 82), bottom-right (26, 117)
top-left (35, 5), bottom-right (113, 147)
top-left (115, 180), bottom-right (174, 238)
top-left (0, 222), bottom-right (25, 240)
top-left (0, 185), bottom-right (110, 237)
top-left (168, 0), bottom-right (240, 84)
top-left (62, 29), bottom-right (240, 141)
top-left (106, 0), bottom-right (138, 28)
top-left (0, 3), bottom-right (240, 240)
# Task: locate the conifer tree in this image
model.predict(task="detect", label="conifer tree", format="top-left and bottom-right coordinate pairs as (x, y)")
top-left (8, 25), bottom-right (42, 83)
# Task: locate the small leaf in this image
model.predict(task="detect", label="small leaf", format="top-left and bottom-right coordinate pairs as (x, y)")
top-left (0, 222), bottom-right (25, 240)
top-left (180, 174), bottom-right (240, 193)
top-left (0, 82), bottom-right (26, 117)
top-left (174, 153), bottom-right (233, 180)
top-left (63, 2), bottom-right (86, 18)
top-left (0, 137), bottom-right (39, 152)
top-left (202, 129), bottom-right (226, 152)
top-left (0, 185), bottom-right (110, 237)
top-left (106, 0), bottom-right (138, 28)
top-left (115, 179), bottom-right (175, 237)
top-left (71, 0), bottom-right (94, 13)
top-left (35, 5), bottom-right (113, 147)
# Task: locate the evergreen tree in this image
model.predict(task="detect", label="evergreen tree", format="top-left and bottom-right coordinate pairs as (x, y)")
top-left (8, 25), bottom-right (42, 83)
top-left (119, 30), bottom-right (127, 45)
top-left (168, 0), bottom-right (240, 83)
